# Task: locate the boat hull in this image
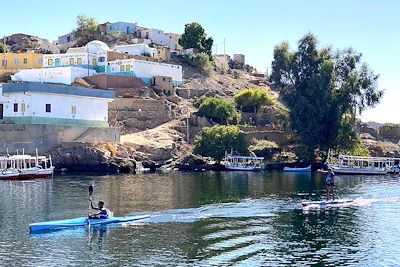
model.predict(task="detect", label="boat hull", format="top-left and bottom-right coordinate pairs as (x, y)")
top-left (29, 215), bottom-right (150, 233)
top-left (0, 170), bottom-right (20, 180)
top-left (225, 164), bottom-right (263, 171)
top-left (329, 165), bottom-right (387, 175)
top-left (283, 165), bottom-right (311, 172)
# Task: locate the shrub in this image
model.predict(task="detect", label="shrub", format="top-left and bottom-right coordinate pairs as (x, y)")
top-left (197, 97), bottom-right (240, 124)
top-left (233, 70), bottom-right (241, 79)
top-left (119, 161), bottom-right (135, 173)
top-left (234, 88), bottom-right (275, 113)
top-left (249, 139), bottom-right (280, 159)
top-left (181, 53), bottom-right (214, 75)
top-left (194, 125), bottom-right (248, 162)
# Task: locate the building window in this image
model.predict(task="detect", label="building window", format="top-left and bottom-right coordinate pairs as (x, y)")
top-left (69, 58), bottom-right (74, 65)
top-left (45, 104), bottom-right (51, 113)
top-left (71, 106), bottom-right (77, 115)
top-left (1, 59), bottom-right (7, 66)
top-left (77, 58), bottom-right (82, 65)
top-left (21, 103), bottom-right (26, 112)
top-left (23, 58), bottom-right (28, 64)
top-left (13, 103), bottom-right (18, 112)
top-left (120, 65), bottom-right (125, 72)
top-left (38, 58), bottom-right (43, 64)
top-left (92, 58), bottom-right (96, 66)
top-left (99, 56), bottom-right (105, 62)
top-left (48, 59), bottom-right (53, 66)
top-left (126, 65), bottom-right (131, 71)
top-left (15, 58), bottom-right (19, 64)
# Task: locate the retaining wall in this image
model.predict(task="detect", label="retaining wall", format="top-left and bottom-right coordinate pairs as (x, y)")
top-left (0, 124), bottom-right (120, 154)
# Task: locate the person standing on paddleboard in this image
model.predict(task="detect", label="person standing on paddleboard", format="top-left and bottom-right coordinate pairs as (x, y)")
top-left (326, 168), bottom-right (335, 201)
top-left (89, 199), bottom-right (111, 219)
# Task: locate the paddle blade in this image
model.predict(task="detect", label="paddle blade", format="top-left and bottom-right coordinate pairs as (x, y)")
top-left (88, 184), bottom-right (94, 196)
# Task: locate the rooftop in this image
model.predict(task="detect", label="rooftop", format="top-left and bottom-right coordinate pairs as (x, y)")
top-left (2, 82), bottom-right (115, 99)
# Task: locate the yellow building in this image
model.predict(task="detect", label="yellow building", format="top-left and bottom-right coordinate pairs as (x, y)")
top-left (0, 53), bottom-right (43, 76)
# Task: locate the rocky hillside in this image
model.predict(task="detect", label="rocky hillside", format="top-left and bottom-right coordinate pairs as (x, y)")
top-left (0, 34), bottom-right (59, 54)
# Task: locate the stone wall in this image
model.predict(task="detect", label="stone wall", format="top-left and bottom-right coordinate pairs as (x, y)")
top-left (0, 124), bottom-right (120, 154)
top-left (109, 98), bottom-right (173, 133)
top-left (84, 74), bottom-right (146, 89)
top-left (239, 127), bottom-right (295, 146)
top-left (176, 88), bottom-right (214, 99)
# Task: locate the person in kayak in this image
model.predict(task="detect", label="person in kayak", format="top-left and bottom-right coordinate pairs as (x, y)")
top-left (89, 198), bottom-right (110, 219)
top-left (326, 168), bottom-right (335, 201)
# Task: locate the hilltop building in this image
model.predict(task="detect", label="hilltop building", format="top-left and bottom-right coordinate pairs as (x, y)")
top-left (12, 40), bottom-right (182, 86)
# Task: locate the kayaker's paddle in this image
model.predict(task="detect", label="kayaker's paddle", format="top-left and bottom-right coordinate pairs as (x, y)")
top-left (88, 184), bottom-right (94, 226)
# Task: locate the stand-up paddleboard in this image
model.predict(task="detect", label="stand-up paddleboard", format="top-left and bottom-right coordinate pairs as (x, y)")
top-left (29, 214), bottom-right (150, 233)
top-left (301, 199), bottom-right (354, 208)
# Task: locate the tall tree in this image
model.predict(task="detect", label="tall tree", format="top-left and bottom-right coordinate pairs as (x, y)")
top-left (72, 15), bottom-right (97, 45)
top-left (179, 22), bottom-right (214, 55)
top-left (270, 33), bottom-right (383, 160)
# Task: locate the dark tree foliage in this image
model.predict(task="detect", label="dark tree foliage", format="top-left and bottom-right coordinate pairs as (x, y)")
top-left (194, 125), bottom-right (248, 162)
top-left (270, 33), bottom-right (383, 160)
top-left (179, 22), bottom-right (214, 55)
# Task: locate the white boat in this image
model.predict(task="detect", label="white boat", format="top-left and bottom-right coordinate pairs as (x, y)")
top-left (224, 155), bottom-right (264, 171)
top-left (326, 153), bottom-right (400, 175)
top-left (0, 149), bottom-right (54, 180)
top-left (283, 165), bottom-right (311, 172)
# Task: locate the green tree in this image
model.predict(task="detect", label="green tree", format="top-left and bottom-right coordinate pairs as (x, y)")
top-left (73, 15), bottom-right (97, 45)
top-left (234, 88), bottom-right (275, 113)
top-left (194, 125), bottom-right (248, 162)
top-left (0, 43), bottom-right (8, 53)
top-left (270, 33), bottom-right (383, 161)
top-left (198, 97), bottom-right (240, 124)
top-left (179, 22), bottom-right (214, 55)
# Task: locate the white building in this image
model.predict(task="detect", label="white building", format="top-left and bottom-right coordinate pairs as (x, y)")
top-left (11, 67), bottom-right (96, 85)
top-left (14, 40), bottom-right (183, 87)
top-left (113, 43), bottom-right (156, 58)
top-left (105, 58), bottom-right (182, 86)
top-left (139, 28), bottom-right (171, 47)
top-left (0, 82), bottom-right (114, 127)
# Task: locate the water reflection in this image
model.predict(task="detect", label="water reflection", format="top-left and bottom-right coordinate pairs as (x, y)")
top-left (1, 171), bottom-right (400, 266)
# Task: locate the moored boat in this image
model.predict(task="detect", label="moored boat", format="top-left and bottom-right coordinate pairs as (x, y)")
top-left (283, 165), bottom-right (311, 172)
top-left (29, 215), bottom-right (150, 233)
top-left (0, 149), bottom-right (54, 180)
top-left (326, 154), bottom-right (400, 175)
top-left (223, 154), bottom-right (264, 171)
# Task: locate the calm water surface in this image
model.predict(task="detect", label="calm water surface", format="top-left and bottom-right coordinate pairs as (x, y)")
top-left (1, 171), bottom-right (400, 266)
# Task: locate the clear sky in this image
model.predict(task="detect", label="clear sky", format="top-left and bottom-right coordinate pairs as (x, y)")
top-left (1, 0), bottom-right (398, 123)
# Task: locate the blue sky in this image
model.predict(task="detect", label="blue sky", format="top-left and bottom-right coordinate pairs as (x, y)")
top-left (1, 0), bottom-right (399, 123)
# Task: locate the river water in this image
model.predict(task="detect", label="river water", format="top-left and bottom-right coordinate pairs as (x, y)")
top-left (1, 171), bottom-right (400, 266)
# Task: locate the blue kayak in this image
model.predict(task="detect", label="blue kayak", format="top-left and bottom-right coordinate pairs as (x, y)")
top-left (29, 215), bottom-right (150, 233)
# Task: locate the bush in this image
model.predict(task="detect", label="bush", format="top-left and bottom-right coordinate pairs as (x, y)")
top-left (214, 58), bottom-right (229, 74)
top-left (119, 161), bottom-right (135, 173)
top-left (249, 139), bottom-right (280, 159)
top-left (197, 97), bottom-right (240, 124)
top-left (194, 125), bottom-right (248, 162)
top-left (233, 70), bottom-right (241, 79)
top-left (234, 88), bottom-right (275, 113)
top-left (181, 53), bottom-right (214, 75)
